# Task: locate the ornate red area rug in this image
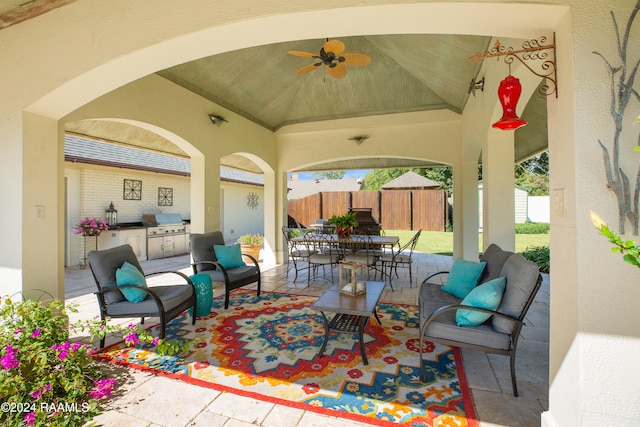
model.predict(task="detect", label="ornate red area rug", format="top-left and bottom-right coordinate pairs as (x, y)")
top-left (97, 291), bottom-right (478, 427)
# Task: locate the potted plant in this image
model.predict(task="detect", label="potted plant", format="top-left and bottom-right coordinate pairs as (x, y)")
top-left (237, 233), bottom-right (264, 261)
top-left (327, 212), bottom-right (358, 238)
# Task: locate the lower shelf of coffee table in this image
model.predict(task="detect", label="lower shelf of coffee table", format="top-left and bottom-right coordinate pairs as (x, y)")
top-left (328, 313), bottom-right (364, 333)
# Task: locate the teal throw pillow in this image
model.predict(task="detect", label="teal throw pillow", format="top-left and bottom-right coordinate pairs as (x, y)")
top-left (213, 244), bottom-right (246, 270)
top-left (115, 261), bottom-right (148, 303)
top-left (456, 277), bottom-right (507, 327)
top-left (441, 258), bottom-right (487, 299)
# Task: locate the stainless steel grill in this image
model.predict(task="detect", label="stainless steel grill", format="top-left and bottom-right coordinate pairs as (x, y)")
top-left (143, 214), bottom-right (189, 259)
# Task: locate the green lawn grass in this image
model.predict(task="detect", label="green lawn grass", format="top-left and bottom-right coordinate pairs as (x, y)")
top-left (385, 230), bottom-right (550, 256)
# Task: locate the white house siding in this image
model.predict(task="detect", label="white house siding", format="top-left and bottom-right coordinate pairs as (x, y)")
top-left (514, 187), bottom-right (528, 223)
top-left (478, 183), bottom-right (529, 227)
top-left (528, 196), bottom-right (550, 223)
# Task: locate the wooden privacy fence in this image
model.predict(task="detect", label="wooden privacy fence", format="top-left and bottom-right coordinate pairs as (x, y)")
top-left (288, 190), bottom-right (449, 232)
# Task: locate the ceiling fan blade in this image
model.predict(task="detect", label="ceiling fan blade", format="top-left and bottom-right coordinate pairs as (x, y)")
top-left (341, 52), bottom-right (372, 67)
top-left (288, 50), bottom-right (317, 58)
top-left (324, 39), bottom-right (345, 56)
top-left (327, 63), bottom-right (347, 79)
top-left (296, 63), bottom-right (320, 75)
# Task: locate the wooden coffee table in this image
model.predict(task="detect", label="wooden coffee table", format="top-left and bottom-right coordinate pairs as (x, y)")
top-left (311, 281), bottom-right (385, 365)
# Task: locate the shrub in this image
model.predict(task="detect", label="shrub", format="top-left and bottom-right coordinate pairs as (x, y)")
top-left (515, 222), bottom-right (549, 234)
top-left (520, 245), bottom-right (550, 273)
top-left (0, 298), bottom-right (106, 426)
top-left (237, 233), bottom-right (264, 246)
top-left (0, 295), bottom-right (190, 426)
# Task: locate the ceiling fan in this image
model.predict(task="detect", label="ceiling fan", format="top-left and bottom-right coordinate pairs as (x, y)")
top-left (288, 39), bottom-right (371, 79)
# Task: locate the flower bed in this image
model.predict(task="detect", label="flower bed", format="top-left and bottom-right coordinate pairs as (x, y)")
top-left (0, 295), bottom-right (190, 426)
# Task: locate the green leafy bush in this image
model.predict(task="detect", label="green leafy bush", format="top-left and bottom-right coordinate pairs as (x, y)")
top-left (520, 245), bottom-right (550, 273)
top-left (515, 222), bottom-right (549, 234)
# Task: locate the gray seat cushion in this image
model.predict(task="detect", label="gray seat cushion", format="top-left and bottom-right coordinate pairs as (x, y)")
top-left (419, 282), bottom-right (461, 307)
top-left (419, 284), bottom-right (511, 350)
top-left (479, 243), bottom-right (513, 284)
top-left (89, 244), bottom-right (144, 304)
top-left (190, 231), bottom-right (226, 273)
top-left (493, 253), bottom-right (540, 333)
top-left (106, 285), bottom-right (194, 316)
top-left (201, 265), bottom-right (260, 284)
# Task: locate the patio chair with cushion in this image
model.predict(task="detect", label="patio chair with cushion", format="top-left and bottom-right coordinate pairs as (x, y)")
top-left (190, 231), bottom-right (261, 309)
top-left (418, 243), bottom-right (542, 396)
top-left (88, 244), bottom-right (196, 348)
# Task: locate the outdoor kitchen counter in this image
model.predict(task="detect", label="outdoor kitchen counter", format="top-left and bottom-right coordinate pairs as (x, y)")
top-left (96, 226), bottom-right (147, 261)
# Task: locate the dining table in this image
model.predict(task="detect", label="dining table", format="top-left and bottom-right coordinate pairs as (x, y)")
top-left (290, 233), bottom-right (399, 284)
top-left (290, 233), bottom-right (399, 249)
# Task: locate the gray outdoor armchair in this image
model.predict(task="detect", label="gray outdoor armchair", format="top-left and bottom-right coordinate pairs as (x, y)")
top-left (189, 231), bottom-right (261, 309)
top-left (418, 243), bottom-right (542, 396)
top-left (88, 244), bottom-right (196, 348)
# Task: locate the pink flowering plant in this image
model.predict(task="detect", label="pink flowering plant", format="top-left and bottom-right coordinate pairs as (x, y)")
top-left (0, 296), bottom-right (190, 426)
top-left (74, 217), bottom-right (109, 237)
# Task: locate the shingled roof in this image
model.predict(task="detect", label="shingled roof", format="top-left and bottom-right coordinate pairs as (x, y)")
top-left (381, 171), bottom-right (440, 190)
top-left (64, 135), bottom-right (263, 185)
top-left (287, 177), bottom-right (363, 200)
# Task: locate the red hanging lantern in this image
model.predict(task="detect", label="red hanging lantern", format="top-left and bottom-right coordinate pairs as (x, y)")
top-left (492, 74), bottom-right (528, 130)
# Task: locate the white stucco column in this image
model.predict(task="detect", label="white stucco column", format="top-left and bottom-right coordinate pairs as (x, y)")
top-left (189, 152), bottom-right (221, 234)
top-left (276, 171), bottom-right (290, 265)
top-left (481, 130), bottom-right (516, 252)
top-left (261, 169), bottom-right (277, 266)
top-left (453, 160), bottom-right (480, 260)
top-left (22, 113), bottom-right (65, 298)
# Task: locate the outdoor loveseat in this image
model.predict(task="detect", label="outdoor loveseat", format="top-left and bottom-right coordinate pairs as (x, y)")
top-left (419, 243), bottom-right (542, 396)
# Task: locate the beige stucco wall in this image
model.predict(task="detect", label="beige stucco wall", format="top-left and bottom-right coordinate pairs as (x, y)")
top-left (544, 2), bottom-right (640, 426)
top-left (1, 1), bottom-right (639, 425)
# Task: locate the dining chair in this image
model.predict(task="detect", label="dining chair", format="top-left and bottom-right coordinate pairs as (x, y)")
top-left (379, 229), bottom-right (422, 288)
top-left (307, 234), bottom-right (341, 286)
top-left (342, 235), bottom-right (379, 280)
top-left (282, 226), bottom-right (317, 281)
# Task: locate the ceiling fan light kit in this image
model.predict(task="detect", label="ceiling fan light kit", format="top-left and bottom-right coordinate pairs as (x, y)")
top-left (288, 39), bottom-right (371, 79)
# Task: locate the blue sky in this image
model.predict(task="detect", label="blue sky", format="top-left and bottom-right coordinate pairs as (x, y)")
top-left (289, 170), bottom-right (371, 180)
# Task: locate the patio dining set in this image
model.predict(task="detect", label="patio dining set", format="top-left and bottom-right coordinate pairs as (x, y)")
top-left (282, 226), bottom-right (422, 289)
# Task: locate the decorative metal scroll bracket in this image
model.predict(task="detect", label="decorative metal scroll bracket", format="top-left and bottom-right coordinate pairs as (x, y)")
top-left (470, 33), bottom-right (557, 98)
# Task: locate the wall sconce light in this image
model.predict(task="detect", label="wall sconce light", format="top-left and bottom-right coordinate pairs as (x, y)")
top-left (105, 201), bottom-right (118, 228)
top-left (349, 135), bottom-right (369, 144)
top-left (492, 74), bottom-right (528, 130)
top-left (208, 114), bottom-right (228, 125)
top-left (468, 77), bottom-right (485, 97)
